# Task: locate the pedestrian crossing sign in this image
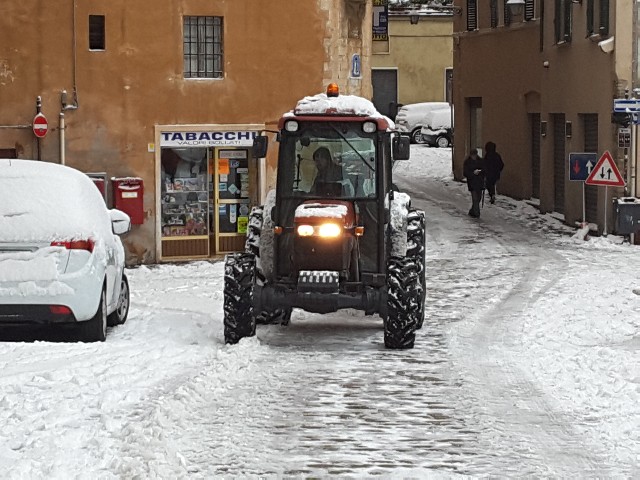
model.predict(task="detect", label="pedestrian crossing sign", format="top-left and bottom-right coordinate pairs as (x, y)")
top-left (585, 151), bottom-right (625, 187)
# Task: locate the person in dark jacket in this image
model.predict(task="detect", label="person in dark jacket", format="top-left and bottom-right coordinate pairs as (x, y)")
top-left (463, 148), bottom-right (485, 218)
top-left (484, 141), bottom-right (504, 204)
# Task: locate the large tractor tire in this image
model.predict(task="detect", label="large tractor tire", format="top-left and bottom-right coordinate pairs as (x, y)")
top-left (407, 209), bottom-right (426, 330)
top-left (223, 253), bottom-right (256, 344)
top-left (384, 256), bottom-right (420, 349)
top-left (244, 204), bottom-right (292, 325)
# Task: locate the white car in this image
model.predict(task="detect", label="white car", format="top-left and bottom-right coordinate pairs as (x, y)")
top-left (0, 160), bottom-right (131, 342)
top-left (420, 106), bottom-right (454, 148)
top-left (394, 102), bottom-right (449, 144)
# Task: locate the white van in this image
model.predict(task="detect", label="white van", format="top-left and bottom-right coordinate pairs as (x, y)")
top-left (394, 102), bottom-right (449, 144)
top-left (420, 106), bottom-right (453, 148)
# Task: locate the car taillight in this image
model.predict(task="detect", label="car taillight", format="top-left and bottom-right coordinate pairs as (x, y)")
top-left (51, 239), bottom-right (95, 252)
top-left (49, 305), bottom-right (72, 315)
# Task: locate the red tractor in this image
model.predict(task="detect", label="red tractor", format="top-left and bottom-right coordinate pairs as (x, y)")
top-left (223, 84), bottom-right (426, 349)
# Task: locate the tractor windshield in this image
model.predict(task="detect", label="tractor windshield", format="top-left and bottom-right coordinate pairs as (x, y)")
top-left (280, 123), bottom-right (377, 199)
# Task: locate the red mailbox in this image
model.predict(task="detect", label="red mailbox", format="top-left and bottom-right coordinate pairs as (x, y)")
top-left (112, 177), bottom-right (144, 225)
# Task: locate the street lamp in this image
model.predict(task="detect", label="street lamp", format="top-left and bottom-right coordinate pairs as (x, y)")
top-left (506, 0), bottom-right (525, 16)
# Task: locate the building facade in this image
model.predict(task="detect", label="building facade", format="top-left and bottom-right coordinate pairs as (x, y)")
top-left (371, 5), bottom-right (454, 118)
top-left (453, 0), bottom-right (634, 233)
top-left (0, 0), bottom-right (372, 264)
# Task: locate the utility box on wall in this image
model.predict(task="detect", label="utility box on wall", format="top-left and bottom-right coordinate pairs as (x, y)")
top-left (614, 197), bottom-right (640, 235)
top-left (113, 177), bottom-right (144, 225)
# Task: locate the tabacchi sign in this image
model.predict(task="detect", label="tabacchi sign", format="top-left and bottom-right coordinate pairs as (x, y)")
top-left (161, 131), bottom-right (257, 147)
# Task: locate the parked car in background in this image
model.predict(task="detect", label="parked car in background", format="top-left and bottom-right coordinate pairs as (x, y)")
top-left (420, 106), bottom-right (454, 148)
top-left (394, 102), bottom-right (449, 144)
top-left (0, 160), bottom-right (131, 342)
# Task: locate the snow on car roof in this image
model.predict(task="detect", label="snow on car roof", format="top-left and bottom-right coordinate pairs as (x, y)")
top-left (426, 108), bottom-right (452, 130)
top-left (292, 93), bottom-right (383, 117)
top-left (0, 159), bottom-right (112, 242)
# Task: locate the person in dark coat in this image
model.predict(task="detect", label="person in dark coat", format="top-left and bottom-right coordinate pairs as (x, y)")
top-left (311, 146), bottom-right (343, 194)
top-left (463, 148), bottom-right (485, 218)
top-left (484, 141), bottom-right (504, 204)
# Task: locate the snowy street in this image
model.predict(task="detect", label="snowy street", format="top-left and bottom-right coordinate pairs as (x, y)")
top-left (1, 146), bottom-right (639, 478)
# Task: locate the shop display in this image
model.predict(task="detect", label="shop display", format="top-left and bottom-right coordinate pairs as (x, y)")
top-left (161, 175), bottom-right (209, 237)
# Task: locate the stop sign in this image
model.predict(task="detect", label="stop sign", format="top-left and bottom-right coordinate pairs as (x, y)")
top-left (33, 113), bottom-right (48, 138)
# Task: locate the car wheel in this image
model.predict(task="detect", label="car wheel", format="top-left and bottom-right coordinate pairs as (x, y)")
top-left (436, 135), bottom-right (450, 148)
top-left (107, 274), bottom-right (130, 327)
top-left (80, 287), bottom-right (107, 342)
top-left (411, 128), bottom-right (426, 144)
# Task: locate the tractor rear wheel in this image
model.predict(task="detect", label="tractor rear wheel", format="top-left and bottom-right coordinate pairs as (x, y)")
top-left (407, 209), bottom-right (426, 329)
top-left (384, 256), bottom-right (419, 349)
top-left (223, 253), bottom-right (256, 344)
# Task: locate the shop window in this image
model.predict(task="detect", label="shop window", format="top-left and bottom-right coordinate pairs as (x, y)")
top-left (554, 0), bottom-right (572, 44)
top-left (183, 16), bottom-right (223, 79)
top-left (586, 0), bottom-right (609, 37)
top-left (161, 148), bottom-right (209, 238)
top-left (89, 15), bottom-right (105, 50)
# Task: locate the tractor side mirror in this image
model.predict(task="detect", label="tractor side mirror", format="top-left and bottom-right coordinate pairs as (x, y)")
top-left (392, 135), bottom-right (410, 160)
top-left (253, 135), bottom-right (269, 158)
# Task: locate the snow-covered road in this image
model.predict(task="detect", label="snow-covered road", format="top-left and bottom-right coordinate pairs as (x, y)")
top-left (0, 146), bottom-right (638, 478)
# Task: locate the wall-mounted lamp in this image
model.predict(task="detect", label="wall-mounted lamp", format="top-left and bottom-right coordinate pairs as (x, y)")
top-left (540, 121), bottom-right (547, 137)
top-left (410, 14), bottom-right (419, 25)
top-left (565, 121), bottom-right (572, 138)
top-left (506, 0), bottom-right (525, 16)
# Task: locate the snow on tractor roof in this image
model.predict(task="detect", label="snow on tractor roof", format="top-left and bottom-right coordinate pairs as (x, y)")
top-left (292, 93), bottom-right (382, 117)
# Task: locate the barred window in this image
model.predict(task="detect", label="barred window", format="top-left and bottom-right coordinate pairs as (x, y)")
top-left (524, 0), bottom-right (535, 21)
top-left (504, 0), bottom-right (511, 26)
top-left (183, 16), bottom-right (223, 79)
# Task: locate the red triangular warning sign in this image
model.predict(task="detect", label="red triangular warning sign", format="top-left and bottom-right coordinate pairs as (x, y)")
top-left (585, 151), bottom-right (625, 186)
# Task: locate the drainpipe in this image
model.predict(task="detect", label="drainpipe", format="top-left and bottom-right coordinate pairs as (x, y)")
top-left (60, 0), bottom-right (79, 165)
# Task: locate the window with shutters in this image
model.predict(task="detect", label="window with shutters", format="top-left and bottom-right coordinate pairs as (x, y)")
top-left (467, 0), bottom-right (478, 31)
top-left (183, 16), bottom-right (224, 79)
top-left (587, 0), bottom-right (610, 37)
top-left (490, 0), bottom-right (498, 28)
top-left (524, 0), bottom-right (535, 21)
top-left (554, 0), bottom-right (572, 44)
top-left (504, 0), bottom-right (511, 26)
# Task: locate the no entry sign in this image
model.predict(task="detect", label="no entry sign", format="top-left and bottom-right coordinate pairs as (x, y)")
top-left (33, 113), bottom-right (48, 138)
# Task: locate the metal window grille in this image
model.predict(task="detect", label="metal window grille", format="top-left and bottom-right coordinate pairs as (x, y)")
top-left (183, 16), bottom-right (223, 79)
top-left (89, 15), bottom-right (105, 50)
top-left (554, 0), bottom-right (572, 43)
top-left (490, 0), bottom-right (498, 28)
top-left (586, 0), bottom-right (595, 36)
top-left (467, 0), bottom-right (478, 31)
top-left (599, 0), bottom-right (609, 36)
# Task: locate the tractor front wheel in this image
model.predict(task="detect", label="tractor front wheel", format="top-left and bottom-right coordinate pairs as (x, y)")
top-left (384, 256), bottom-right (420, 349)
top-left (223, 253), bottom-right (256, 344)
top-left (407, 209), bottom-right (426, 329)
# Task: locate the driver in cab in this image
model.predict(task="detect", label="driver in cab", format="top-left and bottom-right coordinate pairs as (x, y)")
top-left (311, 146), bottom-right (343, 195)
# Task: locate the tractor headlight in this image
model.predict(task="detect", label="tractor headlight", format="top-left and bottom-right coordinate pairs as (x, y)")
top-left (285, 120), bottom-right (299, 132)
top-left (318, 223), bottom-right (342, 237)
top-left (363, 121), bottom-right (377, 133)
top-left (297, 224), bottom-right (314, 236)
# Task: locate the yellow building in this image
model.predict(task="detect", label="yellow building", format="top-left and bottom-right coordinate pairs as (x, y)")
top-left (0, 0), bottom-right (373, 263)
top-left (371, 5), bottom-right (454, 118)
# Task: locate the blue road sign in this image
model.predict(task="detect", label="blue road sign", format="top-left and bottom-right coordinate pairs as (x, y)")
top-left (613, 98), bottom-right (640, 112)
top-left (569, 152), bottom-right (597, 181)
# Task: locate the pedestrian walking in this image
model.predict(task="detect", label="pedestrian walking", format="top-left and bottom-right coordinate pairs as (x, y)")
top-left (484, 141), bottom-right (504, 204)
top-left (463, 148), bottom-right (485, 218)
